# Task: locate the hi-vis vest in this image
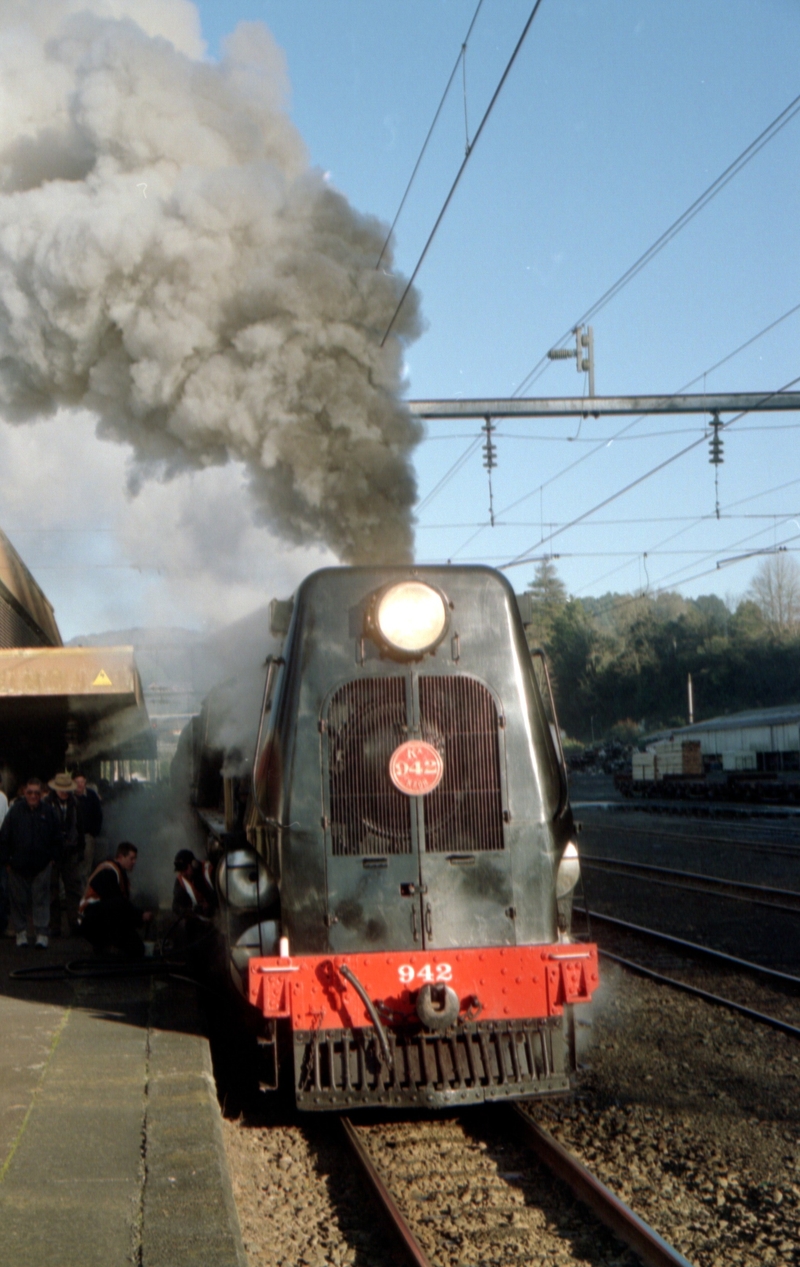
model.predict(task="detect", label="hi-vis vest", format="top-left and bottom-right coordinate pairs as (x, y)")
top-left (78, 860), bottom-right (129, 921)
top-left (178, 860), bottom-right (214, 912)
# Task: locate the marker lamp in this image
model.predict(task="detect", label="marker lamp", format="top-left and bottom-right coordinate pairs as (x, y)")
top-left (374, 582), bottom-right (448, 655)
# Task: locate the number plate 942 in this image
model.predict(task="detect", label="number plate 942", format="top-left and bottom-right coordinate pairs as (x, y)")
top-left (398, 962), bottom-right (452, 985)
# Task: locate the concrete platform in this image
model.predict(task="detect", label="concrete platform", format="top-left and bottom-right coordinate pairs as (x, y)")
top-left (0, 936), bottom-right (247, 1266)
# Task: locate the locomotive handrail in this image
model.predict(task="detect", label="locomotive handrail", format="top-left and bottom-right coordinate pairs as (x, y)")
top-left (530, 647), bottom-right (569, 818)
top-left (251, 655), bottom-right (283, 826)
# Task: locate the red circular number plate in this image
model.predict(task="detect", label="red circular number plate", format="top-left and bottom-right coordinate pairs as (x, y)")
top-left (389, 741), bottom-right (444, 795)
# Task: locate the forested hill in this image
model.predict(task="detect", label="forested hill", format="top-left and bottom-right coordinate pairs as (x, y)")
top-left (521, 557), bottom-right (800, 743)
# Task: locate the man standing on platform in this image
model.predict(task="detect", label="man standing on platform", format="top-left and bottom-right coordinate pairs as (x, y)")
top-left (74, 771), bottom-right (103, 875)
top-left (46, 772), bottom-right (84, 937)
top-left (0, 782), bottom-right (8, 936)
top-left (0, 778), bottom-right (61, 948)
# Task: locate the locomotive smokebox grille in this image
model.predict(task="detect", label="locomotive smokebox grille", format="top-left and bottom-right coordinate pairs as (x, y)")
top-left (369, 580), bottom-right (449, 657)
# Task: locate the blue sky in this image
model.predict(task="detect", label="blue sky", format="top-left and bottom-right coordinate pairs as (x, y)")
top-left (2, 1), bottom-right (799, 636)
top-left (193, 0), bottom-right (800, 599)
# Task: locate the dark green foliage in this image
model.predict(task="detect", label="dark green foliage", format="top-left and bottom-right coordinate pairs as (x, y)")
top-left (521, 566), bottom-right (800, 742)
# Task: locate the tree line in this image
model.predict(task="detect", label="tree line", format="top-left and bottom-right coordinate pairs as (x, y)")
top-left (522, 554), bottom-right (800, 743)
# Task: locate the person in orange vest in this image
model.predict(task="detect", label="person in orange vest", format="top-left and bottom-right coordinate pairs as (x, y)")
top-left (78, 842), bottom-right (152, 957)
top-left (172, 850), bottom-right (216, 918)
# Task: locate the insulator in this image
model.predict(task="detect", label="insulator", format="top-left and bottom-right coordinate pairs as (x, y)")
top-left (708, 435), bottom-right (724, 465)
top-left (547, 348), bottom-right (575, 360)
top-left (708, 414), bottom-right (724, 465)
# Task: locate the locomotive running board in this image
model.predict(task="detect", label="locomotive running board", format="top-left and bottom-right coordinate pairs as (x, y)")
top-left (293, 1016), bottom-right (573, 1110)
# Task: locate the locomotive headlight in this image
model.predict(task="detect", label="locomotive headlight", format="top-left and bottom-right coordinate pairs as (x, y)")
top-left (373, 581), bottom-right (448, 655)
top-left (556, 841), bottom-right (581, 897)
top-left (556, 841), bottom-right (581, 937)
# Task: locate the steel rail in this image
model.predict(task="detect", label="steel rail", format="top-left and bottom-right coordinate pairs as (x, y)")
top-left (577, 800), bottom-right (800, 824)
top-left (511, 1109), bottom-right (696, 1267)
top-left (407, 392), bottom-right (800, 419)
top-left (580, 818), bottom-right (800, 859)
top-left (582, 856), bottom-right (800, 914)
top-left (575, 908), bottom-right (800, 991)
top-left (609, 803), bottom-right (800, 823)
top-left (339, 1116), bottom-right (432, 1267)
top-left (601, 950), bottom-right (800, 1040)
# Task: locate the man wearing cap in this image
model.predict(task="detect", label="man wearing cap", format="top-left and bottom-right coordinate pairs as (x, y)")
top-left (0, 778), bottom-right (62, 948)
top-left (46, 772), bottom-right (85, 937)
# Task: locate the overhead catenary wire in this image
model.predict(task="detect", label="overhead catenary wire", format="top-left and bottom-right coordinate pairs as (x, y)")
top-left (375, 0), bottom-right (485, 271)
top-left (642, 530), bottom-right (800, 592)
top-left (441, 298), bottom-right (800, 562)
top-left (416, 435), bottom-right (483, 513)
top-left (577, 473), bottom-right (800, 594)
top-left (569, 442), bottom-right (800, 599)
top-left (514, 91), bottom-right (800, 396)
top-left (415, 548), bottom-right (800, 565)
top-left (417, 514), bottom-right (800, 529)
top-left (502, 375), bottom-right (800, 570)
top-left (523, 474), bottom-right (800, 615)
top-left (441, 297), bottom-right (800, 565)
top-left (570, 517), bottom-right (800, 622)
top-left (422, 421), bottom-right (800, 445)
top-left (381, 0), bottom-right (546, 346)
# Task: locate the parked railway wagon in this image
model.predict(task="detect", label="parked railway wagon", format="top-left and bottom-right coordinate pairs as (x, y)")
top-left (617, 705), bottom-right (800, 803)
top-left (181, 566), bottom-right (597, 1110)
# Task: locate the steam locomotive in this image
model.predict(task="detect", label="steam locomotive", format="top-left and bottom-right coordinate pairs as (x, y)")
top-left (182, 566), bottom-right (597, 1110)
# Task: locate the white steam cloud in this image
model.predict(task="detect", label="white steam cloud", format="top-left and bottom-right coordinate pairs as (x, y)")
top-left (0, 1), bottom-right (422, 566)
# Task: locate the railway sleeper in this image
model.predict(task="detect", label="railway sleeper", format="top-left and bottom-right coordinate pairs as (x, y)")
top-left (294, 1016), bottom-right (572, 1109)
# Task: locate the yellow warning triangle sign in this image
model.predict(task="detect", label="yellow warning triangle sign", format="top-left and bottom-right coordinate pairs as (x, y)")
top-left (92, 670), bottom-right (113, 687)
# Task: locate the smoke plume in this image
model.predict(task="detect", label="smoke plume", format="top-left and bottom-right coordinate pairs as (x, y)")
top-left (0, 2), bottom-right (423, 565)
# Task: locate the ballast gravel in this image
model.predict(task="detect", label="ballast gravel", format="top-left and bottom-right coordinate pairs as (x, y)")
top-left (536, 963), bottom-right (800, 1266)
top-left (221, 1113), bottom-right (405, 1267)
top-left (221, 964), bottom-right (800, 1266)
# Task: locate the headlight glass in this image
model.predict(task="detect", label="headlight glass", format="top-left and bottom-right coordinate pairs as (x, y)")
top-left (555, 841), bottom-right (581, 898)
top-left (375, 582), bottom-right (448, 654)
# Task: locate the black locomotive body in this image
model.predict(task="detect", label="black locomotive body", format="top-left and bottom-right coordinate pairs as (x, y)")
top-left (188, 565), bottom-right (597, 1110)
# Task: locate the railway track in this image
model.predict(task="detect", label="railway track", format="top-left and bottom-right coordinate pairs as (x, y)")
top-left (575, 799), bottom-right (800, 824)
top-left (581, 855), bottom-right (800, 913)
top-left (579, 817), bottom-right (800, 859)
top-left (577, 902), bottom-right (800, 1041)
top-left (600, 950), bottom-right (800, 1040)
top-left (577, 907), bottom-right (800, 992)
top-left (340, 1109), bottom-right (695, 1267)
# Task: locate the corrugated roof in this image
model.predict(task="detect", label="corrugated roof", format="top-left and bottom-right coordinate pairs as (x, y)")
top-left (649, 703), bottom-right (800, 742)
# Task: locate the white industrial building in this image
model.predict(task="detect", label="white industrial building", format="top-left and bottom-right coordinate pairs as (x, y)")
top-left (636, 704), bottom-right (800, 782)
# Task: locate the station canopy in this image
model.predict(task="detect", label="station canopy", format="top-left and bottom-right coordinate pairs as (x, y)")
top-left (0, 645), bottom-right (155, 774)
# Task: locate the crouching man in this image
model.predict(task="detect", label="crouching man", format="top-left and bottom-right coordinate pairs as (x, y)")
top-left (173, 850), bottom-right (216, 919)
top-left (171, 849), bottom-right (218, 969)
top-left (78, 842), bottom-right (152, 958)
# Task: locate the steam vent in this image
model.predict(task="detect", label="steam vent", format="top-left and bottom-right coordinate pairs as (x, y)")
top-left (0, 528), bottom-right (154, 784)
